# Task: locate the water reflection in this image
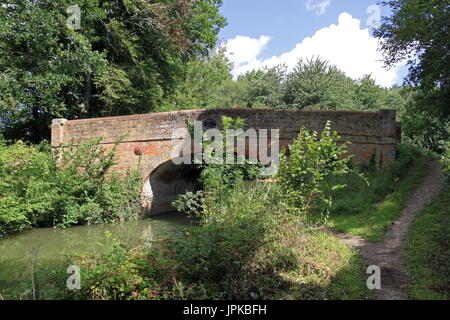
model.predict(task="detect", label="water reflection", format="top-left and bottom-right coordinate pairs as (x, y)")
top-left (0, 212), bottom-right (193, 294)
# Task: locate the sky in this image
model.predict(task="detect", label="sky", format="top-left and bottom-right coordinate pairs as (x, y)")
top-left (218, 0), bottom-right (408, 88)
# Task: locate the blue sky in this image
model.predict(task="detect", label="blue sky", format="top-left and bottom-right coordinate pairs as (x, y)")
top-left (218, 0), bottom-right (407, 87)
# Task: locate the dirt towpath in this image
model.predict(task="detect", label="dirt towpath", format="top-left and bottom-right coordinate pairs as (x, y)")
top-left (333, 159), bottom-right (445, 300)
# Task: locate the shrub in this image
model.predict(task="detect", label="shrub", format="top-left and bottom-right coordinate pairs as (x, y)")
top-left (52, 138), bottom-right (143, 227)
top-left (277, 121), bottom-right (357, 216)
top-left (0, 137), bottom-right (143, 236)
top-left (173, 115), bottom-right (264, 216)
top-left (172, 182), bottom-right (301, 299)
top-left (37, 241), bottom-right (178, 300)
top-left (0, 139), bottom-right (56, 235)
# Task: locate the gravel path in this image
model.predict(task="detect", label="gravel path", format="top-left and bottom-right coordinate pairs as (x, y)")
top-left (333, 159), bottom-right (445, 300)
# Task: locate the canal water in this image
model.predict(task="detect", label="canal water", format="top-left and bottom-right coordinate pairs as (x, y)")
top-left (0, 212), bottom-right (193, 297)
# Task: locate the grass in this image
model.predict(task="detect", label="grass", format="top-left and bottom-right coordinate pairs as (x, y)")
top-left (322, 145), bottom-right (429, 242)
top-left (404, 186), bottom-right (450, 300)
top-left (276, 230), bottom-right (371, 300)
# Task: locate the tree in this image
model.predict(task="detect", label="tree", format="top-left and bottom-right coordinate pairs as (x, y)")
top-left (282, 57), bottom-right (358, 110)
top-left (375, 0), bottom-right (449, 152)
top-left (163, 47), bottom-right (233, 110)
top-left (0, 0), bottom-right (226, 142)
top-left (375, 0), bottom-right (449, 90)
top-left (355, 75), bottom-right (406, 113)
top-left (236, 65), bottom-right (287, 109)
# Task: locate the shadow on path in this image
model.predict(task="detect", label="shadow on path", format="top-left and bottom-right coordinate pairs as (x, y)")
top-left (327, 159), bottom-right (445, 300)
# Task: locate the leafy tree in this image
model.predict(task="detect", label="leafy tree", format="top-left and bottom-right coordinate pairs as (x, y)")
top-left (162, 48), bottom-right (233, 110)
top-left (0, 0), bottom-right (226, 142)
top-left (355, 75), bottom-right (406, 113)
top-left (375, 0), bottom-right (449, 152)
top-left (375, 0), bottom-right (449, 92)
top-left (236, 65), bottom-right (287, 109)
top-left (282, 57), bottom-right (358, 110)
top-left (401, 88), bottom-right (450, 153)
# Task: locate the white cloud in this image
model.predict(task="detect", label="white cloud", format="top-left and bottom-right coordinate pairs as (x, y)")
top-left (225, 12), bottom-right (405, 87)
top-left (306, 0), bottom-right (331, 15)
top-left (224, 35), bottom-right (271, 66)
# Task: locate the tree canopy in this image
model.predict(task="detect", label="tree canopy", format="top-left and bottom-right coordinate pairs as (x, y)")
top-left (0, 0), bottom-right (225, 141)
top-left (374, 0), bottom-right (449, 152)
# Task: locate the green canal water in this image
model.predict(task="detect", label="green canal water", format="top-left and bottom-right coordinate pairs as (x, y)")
top-left (0, 212), bottom-right (193, 298)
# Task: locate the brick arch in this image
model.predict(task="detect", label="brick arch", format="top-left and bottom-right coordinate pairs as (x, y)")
top-left (142, 155), bottom-right (203, 216)
top-left (51, 108), bottom-right (400, 215)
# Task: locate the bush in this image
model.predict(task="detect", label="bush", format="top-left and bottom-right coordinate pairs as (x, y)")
top-left (171, 182), bottom-right (302, 299)
top-left (277, 121), bottom-right (357, 215)
top-left (173, 115), bottom-right (264, 216)
top-left (0, 137), bottom-right (143, 237)
top-left (0, 138), bottom-right (55, 235)
top-left (52, 138), bottom-right (142, 227)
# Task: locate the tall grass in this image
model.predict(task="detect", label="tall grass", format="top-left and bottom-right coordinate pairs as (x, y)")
top-left (322, 144), bottom-right (429, 241)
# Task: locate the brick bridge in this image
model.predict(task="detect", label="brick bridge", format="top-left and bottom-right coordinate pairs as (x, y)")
top-left (51, 108), bottom-right (399, 215)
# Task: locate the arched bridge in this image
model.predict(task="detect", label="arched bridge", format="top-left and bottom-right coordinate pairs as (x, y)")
top-left (51, 108), bottom-right (400, 215)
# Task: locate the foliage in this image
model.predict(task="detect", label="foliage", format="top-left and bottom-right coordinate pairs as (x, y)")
top-left (171, 190), bottom-right (205, 216)
top-left (236, 65), bottom-right (287, 109)
top-left (160, 48), bottom-right (233, 110)
top-left (441, 142), bottom-right (450, 179)
top-left (324, 144), bottom-right (429, 241)
top-left (158, 54), bottom-right (409, 113)
top-left (375, 0), bottom-right (449, 91)
top-left (405, 186), bottom-right (450, 300)
top-left (375, 0), bottom-right (449, 154)
top-left (171, 181), bottom-right (368, 300)
top-left (283, 57), bottom-right (359, 110)
top-left (355, 76), bottom-right (406, 112)
top-left (52, 138), bottom-right (143, 227)
top-left (173, 116), bottom-right (264, 216)
top-left (400, 88), bottom-right (450, 154)
top-left (172, 183), bottom-right (299, 299)
top-left (277, 121), bottom-right (357, 216)
top-left (0, 0), bottom-right (226, 142)
top-left (0, 138), bottom-right (53, 235)
top-left (68, 243), bottom-right (177, 300)
top-left (0, 136), bottom-right (142, 236)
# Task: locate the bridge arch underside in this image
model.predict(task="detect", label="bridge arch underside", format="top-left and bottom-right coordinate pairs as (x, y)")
top-left (142, 157), bottom-right (203, 216)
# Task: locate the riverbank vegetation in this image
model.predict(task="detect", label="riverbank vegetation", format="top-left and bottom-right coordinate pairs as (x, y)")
top-left (0, 136), bottom-right (142, 237)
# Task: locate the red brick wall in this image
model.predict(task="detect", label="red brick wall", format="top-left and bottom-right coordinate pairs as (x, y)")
top-left (51, 108), bottom-right (398, 214)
